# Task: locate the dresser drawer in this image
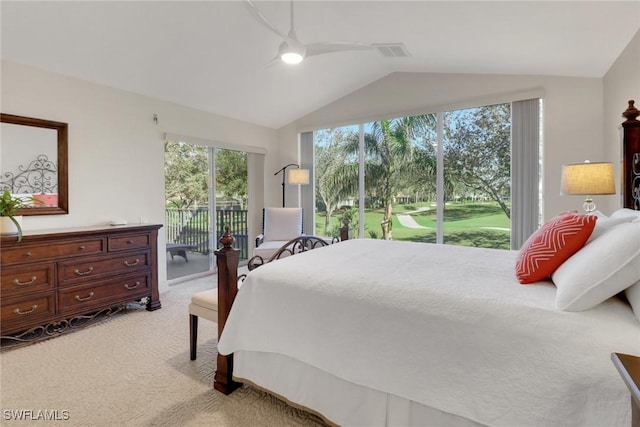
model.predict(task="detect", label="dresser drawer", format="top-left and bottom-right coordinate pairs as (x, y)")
top-left (1, 238), bottom-right (106, 265)
top-left (108, 233), bottom-right (151, 252)
top-left (58, 251), bottom-right (150, 285)
top-left (1, 293), bottom-right (56, 327)
top-left (1, 264), bottom-right (55, 297)
top-left (58, 273), bottom-right (150, 314)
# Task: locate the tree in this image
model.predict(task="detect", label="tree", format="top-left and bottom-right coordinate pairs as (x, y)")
top-left (215, 149), bottom-right (247, 209)
top-left (314, 128), bottom-right (355, 234)
top-left (401, 130), bottom-right (439, 203)
top-left (164, 140), bottom-right (209, 208)
top-left (333, 115), bottom-right (437, 240)
top-left (444, 104), bottom-right (511, 218)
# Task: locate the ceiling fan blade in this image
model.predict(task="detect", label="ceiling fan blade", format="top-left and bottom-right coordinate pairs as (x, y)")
top-left (246, 0), bottom-right (378, 66)
top-left (305, 42), bottom-right (374, 58)
top-left (244, 0), bottom-right (292, 43)
top-left (264, 54), bottom-right (282, 69)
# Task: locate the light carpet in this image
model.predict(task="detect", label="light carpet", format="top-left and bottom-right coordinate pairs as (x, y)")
top-left (0, 274), bottom-right (328, 426)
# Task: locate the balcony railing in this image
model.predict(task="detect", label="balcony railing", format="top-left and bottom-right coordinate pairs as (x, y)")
top-left (165, 207), bottom-right (248, 260)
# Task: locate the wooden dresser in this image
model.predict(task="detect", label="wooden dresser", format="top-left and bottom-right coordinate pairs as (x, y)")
top-left (0, 224), bottom-right (162, 342)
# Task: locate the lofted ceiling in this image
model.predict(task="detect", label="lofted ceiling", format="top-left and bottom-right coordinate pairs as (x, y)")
top-left (1, 1), bottom-right (639, 129)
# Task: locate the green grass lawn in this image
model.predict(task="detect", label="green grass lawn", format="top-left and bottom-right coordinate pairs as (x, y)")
top-left (316, 201), bottom-right (511, 249)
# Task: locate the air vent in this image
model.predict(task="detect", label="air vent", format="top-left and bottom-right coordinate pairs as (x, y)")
top-left (373, 43), bottom-right (410, 58)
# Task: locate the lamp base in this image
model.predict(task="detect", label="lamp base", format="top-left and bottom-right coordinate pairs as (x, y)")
top-left (582, 197), bottom-right (596, 213)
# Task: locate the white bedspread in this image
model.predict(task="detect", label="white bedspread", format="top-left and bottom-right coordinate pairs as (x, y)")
top-left (218, 239), bottom-right (640, 427)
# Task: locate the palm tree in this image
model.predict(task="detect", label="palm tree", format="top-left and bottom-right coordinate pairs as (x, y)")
top-left (315, 129), bottom-right (354, 233)
top-left (332, 115), bottom-right (437, 240)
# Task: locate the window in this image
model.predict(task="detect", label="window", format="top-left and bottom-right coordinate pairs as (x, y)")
top-left (307, 98), bottom-right (540, 250)
top-left (442, 104), bottom-right (511, 249)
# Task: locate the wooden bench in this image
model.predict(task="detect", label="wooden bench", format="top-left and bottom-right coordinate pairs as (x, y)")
top-left (166, 243), bottom-right (198, 262)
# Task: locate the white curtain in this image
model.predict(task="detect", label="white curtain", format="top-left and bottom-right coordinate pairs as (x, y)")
top-left (511, 99), bottom-right (541, 249)
top-left (247, 153), bottom-right (265, 255)
top-left (300, 131), bottom-right (315, 235)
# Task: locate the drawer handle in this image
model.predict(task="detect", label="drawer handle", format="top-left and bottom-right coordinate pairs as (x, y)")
top-left (127, 240), bottom-right (134, 244)
top-left (79, 245), bottom-right (86, 251)
top-left (75, 292), bottom-right (95, 302)
top-left (14, 304), bottom-right (38, 315)
top-left (25, 252), bottom-right (32, 257)
top-left (124, 259), bottom-right (140, 267)
top-left (74, 267), bottom-right (94, 276)
top-left (124, 281), bottom-right (140, 290)
top-left (12, 276), bottom-right (37, 286)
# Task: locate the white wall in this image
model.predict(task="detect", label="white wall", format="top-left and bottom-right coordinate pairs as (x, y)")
top-left (282, 72), bottom-right (609, 220)
top-left (1, 60), bottom-right (278, 291)
top-left (3, 27), bottom-right (636, 287)
top-left (272, 123), bottom-right (301, 208)
top-left (604, 29), bottom-right (640, 213)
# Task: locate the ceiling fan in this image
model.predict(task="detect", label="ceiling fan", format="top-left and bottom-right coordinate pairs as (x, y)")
top-left (245, 0), bottom-right (374, 65)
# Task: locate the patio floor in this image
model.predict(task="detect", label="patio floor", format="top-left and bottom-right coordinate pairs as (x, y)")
top-left (166, 251), bottom-right (249, 282)
top-left (166, 251), bottom-right (212, 281)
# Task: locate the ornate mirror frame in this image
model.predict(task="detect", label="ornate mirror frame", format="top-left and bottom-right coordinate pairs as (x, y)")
top-left (0, 113), bottom-right (69, 215)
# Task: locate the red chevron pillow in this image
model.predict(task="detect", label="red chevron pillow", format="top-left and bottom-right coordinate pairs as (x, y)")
top-left (515, 212), bottom-right (596, 284)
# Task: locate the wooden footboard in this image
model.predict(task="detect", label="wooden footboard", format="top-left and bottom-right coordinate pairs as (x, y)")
top-left (214, 222), bottom-right (351, 394)
top-left (214, 228), bottom-right (241, 394)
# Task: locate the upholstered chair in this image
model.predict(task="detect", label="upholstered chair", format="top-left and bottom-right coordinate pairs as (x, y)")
top-left (253, 207), bottom-right (303, 261)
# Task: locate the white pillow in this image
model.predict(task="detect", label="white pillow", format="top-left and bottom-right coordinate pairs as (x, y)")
top-left (587, 211), bottom-right (636, 242)
top-left (589, 210), bottom-right (607, 218)
top-left (552, 221), bottom-right (640, 311)
top-left (626, 281), bottom-right (640, 323)
top-left (610, 208), bottom-right (640, 220)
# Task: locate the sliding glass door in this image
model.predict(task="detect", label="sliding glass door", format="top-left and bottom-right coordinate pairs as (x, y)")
top-left (214, 148), bottom-right (249, 261)
top-left (164, 141), bottom-right (248, 282)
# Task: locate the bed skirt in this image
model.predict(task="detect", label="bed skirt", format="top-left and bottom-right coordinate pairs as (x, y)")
top-left (234, 350), bottom-right (486, 427)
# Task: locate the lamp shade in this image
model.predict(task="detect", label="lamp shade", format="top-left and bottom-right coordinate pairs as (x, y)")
top-left (287, 168), bottom-right (309, 185)
top-left (560, 161), bottom-right (616, 195)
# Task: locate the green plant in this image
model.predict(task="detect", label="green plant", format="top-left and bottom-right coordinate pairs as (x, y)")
top-left (0, 190), bottom-right (35, 241)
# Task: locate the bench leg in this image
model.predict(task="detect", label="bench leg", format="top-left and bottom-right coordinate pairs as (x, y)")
top-left (168, 249), bottom-right (189, 262)
top-left (190, 314), bottom-right (198, 360)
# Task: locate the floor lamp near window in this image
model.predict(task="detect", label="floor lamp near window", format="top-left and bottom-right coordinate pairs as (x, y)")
top-left (274, 163), bottom-right (309, 207)
top-left (561, 161), bottom-right (616, 213)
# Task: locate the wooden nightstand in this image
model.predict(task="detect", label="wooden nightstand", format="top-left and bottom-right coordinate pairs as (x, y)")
top-left (612, 353), bottom-right (640, 427)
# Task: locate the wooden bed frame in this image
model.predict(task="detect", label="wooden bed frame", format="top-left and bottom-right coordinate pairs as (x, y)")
top-left (213, 221), bottom-right (352, 394)
top-left (622, 100), bottom-right (640, 210)
top-left (213, 100), bottom-right (640, 395)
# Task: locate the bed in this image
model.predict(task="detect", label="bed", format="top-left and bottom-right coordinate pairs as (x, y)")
top-left (213, 101), bottom-right (640, 427)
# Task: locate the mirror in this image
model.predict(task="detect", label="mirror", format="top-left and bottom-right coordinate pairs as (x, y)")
top-left (0, 113), bottom-right (68, 215)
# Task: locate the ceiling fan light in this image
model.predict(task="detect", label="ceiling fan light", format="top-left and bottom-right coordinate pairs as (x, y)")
top-left (279, 41), bottom-right (305, 64)
top-left (281, 51), bottom-right (303, 64)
